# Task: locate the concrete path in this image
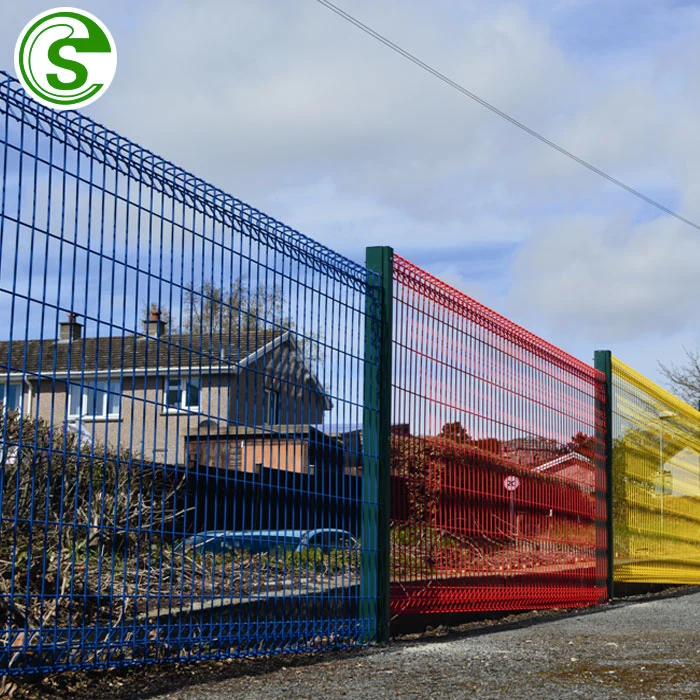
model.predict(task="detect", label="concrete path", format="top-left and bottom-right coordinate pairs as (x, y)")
top-left (153, 591), bottom-right (700, 700)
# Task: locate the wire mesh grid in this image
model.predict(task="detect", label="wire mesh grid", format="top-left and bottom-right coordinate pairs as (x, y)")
top-left (390, 254), bottom-right (608, 615)
top-left (610, 355), bottom-right (700, 584)
top-left (0, 71), bottom-right (381, 675)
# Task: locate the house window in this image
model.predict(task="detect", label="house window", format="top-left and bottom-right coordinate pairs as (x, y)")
top-left (0, 383), bottom-right (22, 412)
top-left (68, 380), bottom-right (120, 419)
top-left (263, 389), bottom-right (279, 425)
top-left (164, 378), bottom-right (200, 412)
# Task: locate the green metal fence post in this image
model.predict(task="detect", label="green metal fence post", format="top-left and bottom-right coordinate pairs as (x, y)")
top-left (362, 246), bottom-right (393, 644)
top-left (594, 350), bottom-right (614, 600)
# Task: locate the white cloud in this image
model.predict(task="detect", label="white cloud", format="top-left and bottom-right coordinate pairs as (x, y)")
top-left (2, 0), bottom-right (700, 383)
top-left (419, 265), bottom-right (488, 303)
top-left (510, 213), bottom-right (700, 341)
top-left (91, 2), bottom-right (576, 224)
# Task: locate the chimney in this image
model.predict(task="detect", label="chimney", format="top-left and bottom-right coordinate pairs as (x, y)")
top-left (145, 309), bottom-right (167, 337)
top-left (60, 312), bottom-right (82, 341)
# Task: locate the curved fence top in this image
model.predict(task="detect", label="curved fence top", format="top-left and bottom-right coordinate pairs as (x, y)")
top-left (0, 70), bottom-right (375, 292)
top-left (393, 254), bottom-right (601, 384)
top-left (611, 354), bottom-right (700, 422)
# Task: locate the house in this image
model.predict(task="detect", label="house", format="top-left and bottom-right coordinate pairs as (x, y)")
top-left (185, 423), bottom-right (358, 532)
top-left (187, 423), bottom-right (343, 476)
top-left (0, 311), bottom-right (332, 466)
top-left (502, 436), bottom-right (564, 468)
top-left (533, 452), bottom-right (596, 492)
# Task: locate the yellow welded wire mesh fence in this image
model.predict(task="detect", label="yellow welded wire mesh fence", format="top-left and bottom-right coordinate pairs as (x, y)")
top-left (610, 355), bottom-right (700, 584)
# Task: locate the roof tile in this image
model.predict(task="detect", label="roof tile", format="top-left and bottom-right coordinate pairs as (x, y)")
top-left (0, 329), bottom-right (282, 375)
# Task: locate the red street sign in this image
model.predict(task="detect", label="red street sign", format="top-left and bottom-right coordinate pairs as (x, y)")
top-left (504, 475), bottom-right (520, 491)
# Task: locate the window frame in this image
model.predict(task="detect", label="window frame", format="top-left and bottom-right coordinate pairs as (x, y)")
top-left (163, 376), bottom-right (201, 413)
top-left (263, 388), bottom-right (279, 425)
top-left (67, 379), bottom-right (121, 420)
top-left (0, 382), bottom-right (23, 413)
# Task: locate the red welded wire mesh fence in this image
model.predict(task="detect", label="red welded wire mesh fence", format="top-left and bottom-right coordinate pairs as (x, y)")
top-left (390, 255), bottom-right (608, 615)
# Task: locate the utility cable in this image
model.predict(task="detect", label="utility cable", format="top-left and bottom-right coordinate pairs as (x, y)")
top-left (314, 0), bottom-right (700, 233)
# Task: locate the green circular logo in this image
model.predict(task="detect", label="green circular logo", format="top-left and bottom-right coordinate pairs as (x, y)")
top-left (14, 7), bottom-right (117, 111)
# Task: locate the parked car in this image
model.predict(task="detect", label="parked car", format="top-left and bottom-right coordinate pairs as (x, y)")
top-left (179, 528), bottom-right (359, 555)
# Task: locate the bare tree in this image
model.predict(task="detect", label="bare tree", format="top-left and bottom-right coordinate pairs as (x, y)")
top-left (181, 280), bottom-right (289, 336)
top-left (143, 281), bottom-right (320, 366)
top-left (658, 348), bottom-right (700, 407)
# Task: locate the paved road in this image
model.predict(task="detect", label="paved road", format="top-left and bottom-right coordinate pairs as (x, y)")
top-left (153, 591), bottom-right (700, 699)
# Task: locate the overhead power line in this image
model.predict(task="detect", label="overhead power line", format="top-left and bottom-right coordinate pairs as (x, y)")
top-left (314, 0), bottom-right (700, 233)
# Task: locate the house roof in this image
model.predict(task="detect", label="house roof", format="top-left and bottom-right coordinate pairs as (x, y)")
top-left (0, 328), bottom-right (282, 375)
top-left (533, 452), bottom-right (593, 474)
top-left (189, 423), bottom-right (330, 438)
top-left (502, 436), bottom-right (564, 467)
top-left (533, 452), bottom-right (596, 490)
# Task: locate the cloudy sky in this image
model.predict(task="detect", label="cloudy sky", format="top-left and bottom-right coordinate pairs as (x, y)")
top-left (2, 0), bottom-right (700, 391)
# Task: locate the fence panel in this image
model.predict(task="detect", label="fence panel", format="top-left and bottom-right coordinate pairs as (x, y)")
top-left (0, 71), bottom-right (381, 676)
top-left (608, 355), bottom-right (700, 584)
top-left (390, 255), bottom-right (608, 615)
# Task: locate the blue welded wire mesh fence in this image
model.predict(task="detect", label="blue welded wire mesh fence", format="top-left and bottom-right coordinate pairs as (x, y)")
top-left (0, 71), bottom-right (381, 675)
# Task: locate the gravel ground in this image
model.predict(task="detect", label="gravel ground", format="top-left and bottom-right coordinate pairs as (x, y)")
top-left (9, 589), bottom-right (700, 699)
top-left (152, 590), bottom-right (700, 700)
